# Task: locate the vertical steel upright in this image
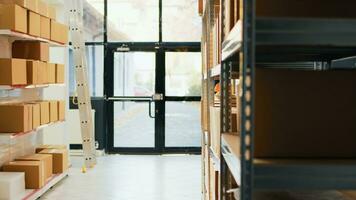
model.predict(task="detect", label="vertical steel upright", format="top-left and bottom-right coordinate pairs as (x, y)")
top-left (240, 0), bottom-right (255, 199)
top-left (69, 0), bottom-right (97, 168)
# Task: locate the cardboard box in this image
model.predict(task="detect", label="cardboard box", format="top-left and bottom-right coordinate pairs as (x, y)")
top-left (39, 149), bottom-right (68, 174)
top-left (37, 101), bottom-right (49, 125)
top-left (15, 154), bottom-right (53, 181)
top-left (255, 69), bottom-right (356, 158)
top-left (49, 101), bottom-right (58, 122)
top-left (26, 60), bottom-right (40, 85)
top-left (0, 58), bottom-right (27, 85)
top-left (0, 104), bottom-right (32, 133)
top-left (50, 20), bottom-right (68, 44)
top-left (58, 100), bottom-right (65, 121)
top-left (39, 61), bottom-right (48, 84)
top-left (0, 172), bottom-right (26, 200)
top-left (12, 41), bottom-right (49, 62)
top-left (47, 63), bottom-right (56, 83)
top-left (38, 0), bottom-right (48, 17)
top-left (27, 10), bottom-right (40, 37)
top-left (28, 103), bottom-right (40, 129)
top-left (48, 5), bottom-right (55, 19)
top-left (35, 144), bottom-right (66, 153)
top-left (0, 0), bottom-right (38, 12)
top-left (0, 4), bottom-right (27, 33)
top-left (55, 64), bottom-right (64, 83)
top-left (2, 161), bottom-right (44, 189)
top-left (209, 106), bottom-right (220, 157)
top-left (40, 16), bottom-right (50, 39)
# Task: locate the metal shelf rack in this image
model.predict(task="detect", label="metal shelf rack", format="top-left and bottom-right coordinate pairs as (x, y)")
top-left (215, 1), bottom-right (356, 200)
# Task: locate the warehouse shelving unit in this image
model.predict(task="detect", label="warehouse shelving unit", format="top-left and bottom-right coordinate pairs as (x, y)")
top-left (0, 5), bottom-right (69, 199)
top-left (201, 0), bottom-right (356, 200)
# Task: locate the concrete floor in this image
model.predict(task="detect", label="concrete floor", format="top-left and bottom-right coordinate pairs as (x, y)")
top-left (42, 155), bottom-right (202, 200)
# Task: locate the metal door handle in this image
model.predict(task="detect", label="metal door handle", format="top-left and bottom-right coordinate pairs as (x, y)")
top-left (149, 100), bottom-right (155, 118)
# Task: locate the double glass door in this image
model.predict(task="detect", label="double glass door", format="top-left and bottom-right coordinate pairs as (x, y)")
top-left (106, 45), bottom-right (202, 153)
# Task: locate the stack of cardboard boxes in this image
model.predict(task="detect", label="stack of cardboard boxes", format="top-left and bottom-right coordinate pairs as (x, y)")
top-left (0, 41), bottom-right (65, 86)
top-left (0, 0), bottom-right (68, 44)
top-left (0, 100), bottom-right (65, 133)
top-left (2, 145), bottom-right (69, 189)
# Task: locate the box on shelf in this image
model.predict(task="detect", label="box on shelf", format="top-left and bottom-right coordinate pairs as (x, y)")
top-left (40, 16), bottom-right (50, 39)
top-left (48, 5), bottom-right (55, 20)
top-left (58, 100), bottom-right (65, 121)
top-left (0, 104), bottom-right (32, 133)
top-left (0, 58), bottom-right (27, 85)
top-left (39, 61), bottom-right (48, 84)
top-left (27, 10), bottom-right (40, 37)
top-left (37, 101), bottom-right (49, 125)
top-left (2, 161), bottom-right (44, 189)
top-left (12, 41), bottom-right (49, 62)
top-left (55, 64), bottom-right (64, 83)
top-left (0, 3), bottom-right (27, 33)
top-left (39, 148), bottom-right (68, 174)
top-left (35, 144), bottom-right (66, 153)
top-left (15, 154), bottom-right (53, 181)
top-left (50, 20), bottom-right (68, 44)
top-left (26, 60), bottom-right (40, 85)
top-left (47, 63), bottom-right (56, 83)
top-left (38, 0), bottom-right (48, 17)
top-left (49, 101), bottom-right (58, 122)
top-left (28, 102), bottom-right (40, 129)
top-left (255, 69), bottom-right (356, 158)
top-left (0, 0), bottom-right (38, 12)
top-left (209, 106), bottom-right (220, 157)
top-left (0, 172), bottom-right (26, 200)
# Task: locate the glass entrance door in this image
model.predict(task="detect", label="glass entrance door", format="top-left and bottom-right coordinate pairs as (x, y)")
top-left (106, 45), bottom-right (202, 153)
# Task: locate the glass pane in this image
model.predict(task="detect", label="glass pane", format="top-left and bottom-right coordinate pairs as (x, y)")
top-left (166, 52), bottom-right (202, 96)
top-left (84, 0), bottom-right (104, 42)
top-left (165, 102), bottom-right (201, 147)
top-left (114, 102), bottom-right (155, 147)
top-left (114, 52), bottom-right (155, 97)
top-left (163, 0), bottom-right (202, 42)
top-left (108, 0), bottom-right (159, 42)
top-left (69, 45), bottom-right (104, 96)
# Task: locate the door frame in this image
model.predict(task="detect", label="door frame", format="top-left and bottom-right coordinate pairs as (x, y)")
top-left (104, 42), bottom-right (202, 154)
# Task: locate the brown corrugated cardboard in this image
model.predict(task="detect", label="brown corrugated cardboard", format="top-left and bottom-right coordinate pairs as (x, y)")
top-left (58, 101), bottom-right (65, 121)
top-left (50, 20), bottom-right (68, 44)
top-left (28, 103), bottom-right (40, 129)
top-left (0, 58), bottom-right (27, 85)
top-left (2, 161), bottom-right (44, 189)
top-left (40, 16), bottom-right (50, 39)
top-left (39, 62), bottom-right (48, 84)
top-left (0, 0), bottom-right (38, 12)
top-left (255, 69), bottom-right (356, 158)
top-left (0, 104), bottom-right (32, 133)
top-left (209, 106), bottom-right (220, 157)
top-left (37, 101), bottom-right (49, 125)
top-left (27, 11), bottom-right (40, 37)
top-left (47, 63), bottom-right (56, 83)
top-left (38, 0), bottom-right (48, 17)
top-left (15, 154), bottom-right (52, 181)
top-left (49, 101), bottom-right (58, 122)
top-left (12, 41), bottom-right (49, 62)
top-left (55, 64), bottom-right (64, 83)
top-left (26, 60), bottom-right (40, 85)
top-left (0, 4), bottom-right (27, 33)
top-left (35, 144), bottom-right (66, 153)
top-left (39, 149), bottom-right (68, 174)
top-left (48, 5), bottom-right (55, 19)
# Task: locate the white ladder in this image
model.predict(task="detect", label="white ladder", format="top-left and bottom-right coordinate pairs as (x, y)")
top-left (69, 0), bottom-right (97, 169)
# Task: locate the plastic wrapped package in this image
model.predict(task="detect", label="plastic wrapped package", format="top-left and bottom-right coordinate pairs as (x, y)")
top-left (0, 172), bottom-right (26, 200)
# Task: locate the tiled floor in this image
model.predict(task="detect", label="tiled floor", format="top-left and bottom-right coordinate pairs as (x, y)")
top-left (42, 155), bottom-right (202, 200)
